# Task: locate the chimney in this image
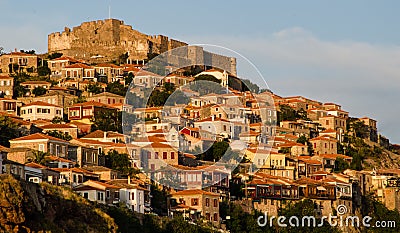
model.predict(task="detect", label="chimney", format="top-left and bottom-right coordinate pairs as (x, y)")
top-left (104, 131), bottom-right (107, 140)
top-left (212, 115), bottom-right (215, 121)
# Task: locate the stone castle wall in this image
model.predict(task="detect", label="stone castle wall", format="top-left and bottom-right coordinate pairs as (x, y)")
top-left (48, 19), bottom-right (237, 75)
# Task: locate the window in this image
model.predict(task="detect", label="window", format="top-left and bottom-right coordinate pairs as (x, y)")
top-left (106, 190), bottom-right (110, 198)
top-left (147, 152), bottom-right (151, 159)
top-left (131, 192), bottom-right (135, 200)
top-left (97, 192), bottom-right (104, 201)
top-left (163, 152), bottom-right (167, 159)
top-left (38, 144), bottom-right (45, 152)
top-left (155, 152), bottom-right (159, 159)
top-left (213, 199), bottom-right (218, 207)
top-left (83, 192), bottom-right (88, 199)
top-left (205, 198), bottom-right (210, 207)
top-left (171, 152), bottom-right (175, 159)
top-left (314, 143), bottom-right (316, 148)
top-left (213, 213), bottom-right (218, 222)
top-left (206, 213), bottom-right (210, 221)
top-left (326, 120), bottom-right (329, 125)
top-left (325, 143), bottom-right (327, 149)
top-left (191, 198), bottom-right (199, 206)
top-left (150, 164), bottom-right (155, 171)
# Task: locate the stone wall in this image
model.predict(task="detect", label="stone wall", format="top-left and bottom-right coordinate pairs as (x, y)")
top-left (48, 19), bottom-right (237, 75)
top-left (48, 19), bottom-right (187, 63)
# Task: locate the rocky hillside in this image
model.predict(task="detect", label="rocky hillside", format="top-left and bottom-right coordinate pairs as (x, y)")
top-left (0, 174), bottom-right (118, 233)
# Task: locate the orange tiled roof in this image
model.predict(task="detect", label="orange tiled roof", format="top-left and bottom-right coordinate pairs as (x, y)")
top-left (65, 63), bottom-right (93, 69)
top-left (10, 133), bottom-right (68, 142)
top-left (23, 101), bottom-right (61, 108)
top-left (40, 124), bottom-right (77, 129)
top-left (173, 189), bottom-right (220, 196)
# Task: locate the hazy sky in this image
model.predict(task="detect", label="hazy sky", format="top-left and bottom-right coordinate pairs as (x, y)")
top-left (1, 0), bottom-right (399, 143)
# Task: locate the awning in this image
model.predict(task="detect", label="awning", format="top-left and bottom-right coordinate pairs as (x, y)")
top-left (317, 186), bottom-right (327, 191)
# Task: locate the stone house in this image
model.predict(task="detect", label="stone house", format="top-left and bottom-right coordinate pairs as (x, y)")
top-left (9, 133), bottom-right (69, 158)
top-left (0, 75), bottom-right (14, 97)
top-left (40, 123), bottom-right (78, 139)
top-left (309, 135), bottom-right (338, 155)
top-left (170, 189), bottom-right (220, 224)
top-left (87, 92), bottom-right (125, 106)
top-left (68, 100), bottom-right (117, 124)
top-left (47, 56), bottom-right (80, 78)
top-left (0, 51), bottom-right (38, 74)
top-left (140, 142), bottom-right (179, 171)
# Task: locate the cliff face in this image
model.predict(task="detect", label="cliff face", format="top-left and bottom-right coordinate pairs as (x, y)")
top-left (0, 175), bottom-right (118, 233)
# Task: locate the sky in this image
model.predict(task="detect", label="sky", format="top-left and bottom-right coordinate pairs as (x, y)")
top-left (0, 0), bottom-right (399, 143)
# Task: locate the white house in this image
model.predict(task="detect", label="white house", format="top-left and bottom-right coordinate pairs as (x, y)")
top-left (20, 101), bottom-right (63, 121)
top-left (107, 179), bottom-right (147, 214)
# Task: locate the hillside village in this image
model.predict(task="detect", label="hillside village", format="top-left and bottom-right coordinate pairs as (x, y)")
top-left (1, 19), bottom-right (400, 232)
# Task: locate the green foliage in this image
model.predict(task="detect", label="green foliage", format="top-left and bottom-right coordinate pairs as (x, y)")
top-left (45, 130), bottom-right (72, 141)
top-left (195, 74), bottom-right (221, 84)
top-left (32, 86), bottom-right (47, 96)
top-left (277, 105), bottom-right (299, 123)
top-left (125, 73), bottom-right (134, 86)
top-left (91, 109), bottom-right (121, 132)
top-left (105, 150), bottom-right (130, 172)
top-left (278, 147), bottom-right (290, 154)
top-left (20, 49), bottom-right (35, 54)
top-left (182, 66), bottom-right (203, 77)
top-left (0, 115), bottom-right (20, 147)
top-left (278, 199), bottom-right (340, 233)
top-left (334, 157), bottom-right (349, 172)
top-left (147, 83), bottom-right (189, 107)
top-left (106, 81), bottom-right (127, 96)
top-left (47, 52), bottom-right (63, 60)
top-left (37, 65), bottom-right (51, 76)
top-left (150, 184), bottom-right (168, 216)
top-left (297, 135), bottom-right (308, 145)
top-left (74, 96), bottom-right (87, 104)
top-left (221, 202), bottom-right (268, 233)
top-left (199, 141), bottom-right (230, 161)
top-left (87, 82), bottom-right (103, 94)
top-left (348, 118), bottom-right (369, 138)
top-left (242, 79), bottom-right (260, 93)
top-left (33, 150), bottom-right (50, 165)
top-left (51, 117), bottom-right (63, 124)
top-left (362, 195), bottom-right (400, 232)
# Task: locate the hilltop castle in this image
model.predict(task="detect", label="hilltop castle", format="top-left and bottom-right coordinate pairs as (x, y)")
top-left (48, 19), bottom-right (237, 75)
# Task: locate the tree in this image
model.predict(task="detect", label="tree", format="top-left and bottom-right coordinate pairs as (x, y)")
top-left (38, 66), bottom-right (51, 76)
top-left (91, 109), bottom-right (120, 132)
top-left (105, 150), bottom-right (130, 172)
top-left (87, 82), bottom-right (103, 94)
top-left (277, 105), bottom-right (299, 123)
top-left (51, 116), bottom-right (63, 124)
top-left (0, 46), bottom-right (4, 55)
top-left (106, 81), bottom-right (127, 96)
top-left (201, 141), bottom-right (230, 161)
top-left (242, 79), bottom-right (260, 93)
top-left (33, 150), bottom-right (50, 165)
top-left (0, 115), bottom-right (19, 147)
top-left (45, 130), bottom-right (72, 141)
top-left (47, 52), bottom-right (63, 60)
top-left (125, 73), bottom-right (134, 86)
top-left (334, 157), bottom-right (349, 172)
top-left (297, 135), bottom-right (308, 145)
top-left (20, 49), bottom-right (35, 54)
top-left (32, 86), bottom-right (47, 96)
top-left (278, 199), bottom-right (340, 233)
top-left (194, 74), bottom-right (221, 84)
